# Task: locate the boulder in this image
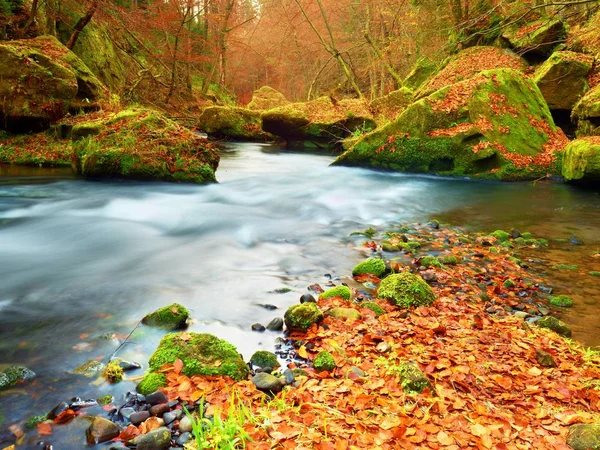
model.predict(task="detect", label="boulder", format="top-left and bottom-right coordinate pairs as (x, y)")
top-left (313, 351), bottom-right (336, 372)
top-left (352, 258), bottom-right (386, 278)
top-left (319, 285), bottom-right (352, 301)
top-left (129, 427), bottom-right (171, 450)
top-left (71, 107), bottom-right (219, 184)
top-left (251, 372), bottom-right (285, 394)
top-left (573, 84), bottom-right (600, 137)
top-left (197, 106), bottom-right (272, 140)
top-left (142, 303), bottom-right (190, 329)
top-left (377, 272), bottom-right (436, 308)
top-left (247, 86), bottom-right (290, 111)
top-left (136, 373), bottom-right (167, 395)
top-left (86, 417), bottom-right (120, 445)
top-left (262, 97), bottom-right (376, 149)
top-left (403, 56), bottom-right (437, 90)
top-left (533, 51), bottom-right (593, 110)
top-left (369, 88), bottom-right (413, 120)
top-left (562, 137), bottom-right (600, 183)
top-left (0, 365), bottom-right (36, 390)
top-left (567, 423), bottom-right (600, 450)
top-left (536, 316), bottom-right (572, 337)
top-left (0, 35), bottom-right (108, 132)
top-left (326, 307), bottom-right (362, 320)
top-left (334, 69), bottom-right (567, 181)
top-left (501, 18), bottom-right (566, 58)
top-left (284, 303), bottom-right (324, 332)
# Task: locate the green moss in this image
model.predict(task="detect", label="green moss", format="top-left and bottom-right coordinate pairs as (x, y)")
top-left (250, 351), bottom-right (279, 369)
top-left (319, 286), bottom-right (352, 301)
top-left (378, 272), bottom-right (436, 308)
top-left (361, 302), bottom-right (386, 316)
top-left (549, 295), bottom-right (574, 307)
top-left (397, 362), bottom-right (434, 394)
top-left (103, 360), bottom-right (123, 383)
top-left (352, 258), bottom-right (386, 278)
top-left (25, 415), bottom-right (47, 429)
top-left (96, 395), bottom-right (113, 406)
top-left (136, 372), bottom-right (167, 395)
top-left (490, 230), bottom-right (510, 242)
top-left (567, 423), bottom-right (600, 450)
top-left (590, 271), bottom-right (600, 277)
top-left (313, 351), bottom-right (336, 372)
top-left (197, 106), bottom-right (271, 140)
top-left (284, 303), bottom-right (324, 332)
top-left (521, 232), bottom-right (533, 239)
top-left (421, 255), bottom-right (441, 268)
top-left (148, 332), bottom-right (249, 381)
top-left (247, 86), bottom-right (290, 111)
top-left (326, 307), bottom-right (362, 320)
top-left (0, 365), bottom-right (35, 390)
top-left (403, 56), bottom-right (438, 90)
top-left (349, 227), bottom-right (377, 238)
top-left (142, 303), bottom-right (190, 330)
top-left (439, 255), bottom-right (459, 265)
top-left (553, 264), bottom-right (578, 271)
top-left (502, 19), bottom-right (566, 56)
top-left (536, 316), bottom-right (572, 337)
top-left (562, 138), bottom-right (600, 182)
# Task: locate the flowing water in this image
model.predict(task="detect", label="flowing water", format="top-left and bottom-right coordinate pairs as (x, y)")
top-left (0, 142), bottom-right (599, 447)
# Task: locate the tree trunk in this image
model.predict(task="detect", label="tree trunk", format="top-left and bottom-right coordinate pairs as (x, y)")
top-left (46, 0), bottom-right (56, 36)
top-left (22, 0), bottom-right (39, 36)
top-left (450, 0), bottom-right (463, 24)
top-left (66, 0), bottom-right (99, 50)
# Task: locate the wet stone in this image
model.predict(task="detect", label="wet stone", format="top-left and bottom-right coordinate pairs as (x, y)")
top-left (48, 402), bottom-right (70, 420)
top-left (266, 317), bottom-right (284, 331)
top-left (130, 410), bottom-right (150, 426)
top-left (131, 427), bottom-right (171, 450)
top-left (150, 403), bottom-right (170, 417)
top-left (258, 304), bottom-right (278, 310)
top-left (120, 407), bottom-right (135, 420)
top-left (510, 229), bottom-right (521, 238)
top-left (539, 286), bottom-right (553, 294)
top-left (283, 368), bottom-right (295, 385)
top-left (536, 349), bottom-right (557, 368)
top-left (176, 432), bottom-right (192, 446)
top-left (146, 391), bottom-right (168, 405)
top-left (115, 359), bottom-right (142, 371)
top-left (87, 416), bottom-right (120, 445)
top-left (178, 415), bottom-right (193, 433)
top-left (300, 294), bottom-right (316, 303)
top-left (163, 411), bottom-right (178, 425)
top-left (251, 323), bottom-right (266, 332)
top-left (569, 235), bottom-right (584, 246)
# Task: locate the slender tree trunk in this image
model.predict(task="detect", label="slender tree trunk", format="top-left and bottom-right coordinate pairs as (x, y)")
top-left (66, 0), bottom-right (98, 50)
top-left (46, 0), bottom-right (57, 36)
top-left (450, 0), bottom-right (463, 24)
top-left (22, 0), bottom-right (39, 36)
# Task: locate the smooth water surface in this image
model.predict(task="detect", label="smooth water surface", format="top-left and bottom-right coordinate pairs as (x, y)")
top-left (0, 142), bottom-right (599, 446)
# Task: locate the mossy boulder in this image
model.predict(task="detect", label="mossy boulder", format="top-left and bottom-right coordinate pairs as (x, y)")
top-left (533, 51), bottom-right (593, 110)
top-left (261, 97), bottom-right (376, 149)
top-left (378, 272), bottom-right (436, 308)
top-left (360, 302), bottom-right (386, 316)
top-left (0, 365), bottom-right (36, 390)
top-left (397, 362), bottom-right (434, 393)
top-left (567, 423), bottom-right (600, 450)
top-left (247, 86), bottom-right (290, 111)
top-left (501, 19), bottom-right (566, 58)
top-left (0, 35), bottom-right (107, 132)
top-left (319, 285), bottom-right (352, 301)
top-left (142, 303), bottom-right (190, 329)
top-left (352, 258), bottom-right (386, 278)
top-left (249, 351), bottom-right (279, 370)
top-left (137, 372), bottom-right (167, 395)
top-left (141, 333), bottom-right (249, 390)
top-left (403, 56), bottom-right (437, 90)
top-left (536, 316), bottom-right (572, 337)
top-left (573, 85), bottom-right (600, 137)
top-left (420, 255), bottom-right (441, 268)
top-left (369, 88), bottom-right (413, 121)
top-left (491, 230), bottom-right (510, 241)
top-left (197, 106), bottom-right (272, 140)
top-left (334, 68), bottom-right (566, 181)
top-left (326, 307), bottom-right (362, 320)
top-left (72, 107), bottom-right (219, 183)
top-left (548, 295), bottom-right (573, 307)
top-left (313, 351), bottom-right (336, 372)
top-left (284, 302), bottom-right (324, 332)
top-left (562, 137), bottom-right (600, 182)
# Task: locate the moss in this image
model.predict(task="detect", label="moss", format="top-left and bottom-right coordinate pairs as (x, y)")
top-left (136, 372), bottom-right (167, 395)
top-left (502, 19), bottom-right (566, 57)
top-left (378, 272), bottom-right (436, 308)
top-left (197, 106), bottom-right (271, 141)
top-left (103, 360), bottom-right (123, 383)
top-left (148, 332), bottom-right (249, 381)
top-left (71, 121), bottom-right (104, 140)
top-left (0, 132), bottom-right (72, 166)
top-left (26, 415), bottom-right (47, 429)
top-left (491, 230), bottom-right (510, 242)
top-left (439, 255), bottom-right (459, 265)
top-left (361, 302), bottom-right (386, 316)
top-left (142, 303), bottom-right (190, 330)
top-left (403, 56), bottom-right (438, 90)
top-left (326, 307), bottom-right (362, 320)
top-left (0, 365), bottom-right (35, 390)
top-left (503, 279), bottom-right (516, 288)
top-left (319, 285), bottom-right (352, 301)
top-left (352, 258), bottom-right (386, 278)
top-left (349, 227), bottom-right (377, 238)
top-left (590, 271), bottom-right (600, 277)
top-left (313, 351), bottom-right (336, 372)
top-left (549, 295), bottom-right (574, 307)
top-left (421, 255), bottom-right (441, 268)
top-left (397, 362), bottom-right (434, 394)
top-left (567, 423), bottom-right (600, 450)
top-left (370, 88), bottom-right (414, 120)
top-left (284, 303), bottom-right (324, 332)
top-left (536, 316), bottom-right (572, 337)
top-left (553, 264), bottom-right (578, 271)
top-left (247, 86), bottom-right (290, 111)
top-left (249, 351), bottom-right (279, 369)
top-left (96, 395), bottom-right (113, 406)
top-left (562, 138), bottom-right (600, 182)
top-left (521, 232), bottom-right (533, 239)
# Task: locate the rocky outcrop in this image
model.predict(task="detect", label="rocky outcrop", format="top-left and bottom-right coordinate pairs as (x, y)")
top-left (403, 56), bottom-right (437, 90)
top-left (573, 84), bottom-right (600, 137)
top-left (562, 137), bottom-right (600, 183)
top-left (197, 106), bottom-right (272, 140)
top-left (501, 18), bottom-right (566, 58)
top-left (369, 88), bottom-right (413, 121)
top-left (247, 86), bottom-right (290, 111)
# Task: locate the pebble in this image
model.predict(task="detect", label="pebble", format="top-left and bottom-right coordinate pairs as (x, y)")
top-left (308, 284), bottom-right (324, 294)
top-left (251, 323), bottom-right (266, 332)
top-left (86, 416), bottom-right (120, 445)
top-left (146, 391), bottom-right (168, 405)
top-left (48, 402), bottom-right (70, 420)
top-left (300, 294), bottom-right (316, 303)
top-left (179, 415), bottom-right (193, 433)
top-left (266, 317), bottom-right (284, 331)
top-left (283, 369), bottom-right (295, 385)
top-left (130, 410), bottom-right (150, 426)
top-left (258, 304), bottom-right (278, 310)
top-left (163, 411), bottom-right (178, 425)
top-left (251, 372), bottom-right (284, 394)
top-left (120, 407), bottom-right (135, 420)
top-left (150, 403), bottom-right (170, 417)
top-left (131, 427), bottom-right (171, 450)
top-left (176, 432), bottom-right (192, 446)
top-left (510, 229), bottom-right (521, 238)
top-left (569, 235), bottom-right (584, 245)
top-left (538, 286), bottom-right (553, 294)
top-left (115, 359), bottom-right (142, 371)
top-left (513, 311), bottom-right (529, 319)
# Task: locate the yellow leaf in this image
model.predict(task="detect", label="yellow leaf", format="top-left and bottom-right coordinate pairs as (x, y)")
top-left (298, 345), bottom-right (308, 359)
top-left (470, 423), bottom-right (489, 437)
top-left (527, 366), bottom-right (542, 376)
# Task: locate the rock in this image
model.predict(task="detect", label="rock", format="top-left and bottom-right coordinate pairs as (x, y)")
top-left (71, 107), bottom-right (220, 184)
top-left (131, 427), bottom-right (171, 450)
top-left (139, 333), bottom-right (249, 393)
top-left (313, 351), bottom-right (336, 372)
top-left (300, 294), bottom-right (316, 303)
top-left (0, 365), bottom-right (36, 390)
top-left (377, 272), bottom-right (436, 308)
top-left (150, 403), bottom-right (170, 417)
top-left (573, 84), bottom-right (600, 138)
top-left (345, 366), bottom-right (365, 378)
top-left (397, 362), bottom-right (434, 394)
top-left (162, 411), bottom-right (177, 425)
top-left (319, 285), bottom-right (352, 301)
top-left (548, 295), bottom-right (573, 307)
top-left (266, 318), bottom-right (284, 331)
top-left (284, 302), bottom-right (324, 332)
top-left (120, 407), bottom-right (135, 420)
top-left (247, 86), bottom-right (290, 111)
top-left (352, 258), bottom-right (386, 278)
top-left (283, 369), bottom-right (295, 385)
top-left (86, 417), bottom-right (120, 444)
top-left (334, 68), bottom-right (566, 181)
top-left (251, 323), bottom-right (266, 332)
top-left (510, 229), bottom-right (521, 239)
top-left (48, 402), bottom-right (70, 420)
top-left (130, 410), bottom-right (150, 426)
top-left (427, 219), bottom-right (440, 229)
top-left (146, 391), bottom-right (168, 406)
top-left (533, 51), bottom-right (593, 110)
top-left (403, 56), bottom-right (438, 90)
top-left (197, 106), bottom-right (271, 140)
top-left (535, 349), bottom-right (557, 368)
top-left (569, 235), bottom-right (585, 245)
top-left (178, 415), bottom-right (193, 433)
top-left (176, 432), bottom-right (192, 446)
top-left (420, 255), bottom-right (441, 268)
top-left (142, 303), bottom-right (190, 330)
top-left (501, 19), bottom-right (566, 58)
top-left (539, 286), bottom-right (553, 295)
top-left (513, 311), bottom-right (529, 319)
top-left (114, 359), bottom-right (142, 371)
top-left (369, 88), bottom-right (413, 121)
top-left (567, 423), bottom-right (600, 450)
top-left (326, 307), bottom-right (362, 320)
top-left (250, 351), bottom-right (279, 370)
top-left (251, 372), bottom-right (285, 394)
top-left (563, 137), bottom-right (600, 182)
top-left (361, 302), bottom-right (386, 317)
top-left (258, 303), bottom-right (278, 310)
top-left (0, 36), bottom-right (108, 132)
top-left (72, 360), bottom-right (105, 377)
top-left (376, 342), bottom-right (391, 353)
top-left (536, 316), bottom-right (572, 337)
top-left (137, 374), bottom-right (168, 396)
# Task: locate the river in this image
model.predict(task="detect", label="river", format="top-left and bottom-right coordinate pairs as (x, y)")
top-left (0, 142), bottom-right (599, 446)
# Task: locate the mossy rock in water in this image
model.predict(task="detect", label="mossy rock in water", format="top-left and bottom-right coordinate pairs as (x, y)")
top-left (533, 51), bottom-right (593, 110)
top-left (319, 285), bottom-right (352, 301)
top-left (142, 303), bottom-right (190, 330)
top-left (352, 258), bottom-right (386, 278)
top-left (562, 137), bottom-right (600, 183)
top-left (378, 272), bottom-right (436, 308)
top-left (536, 316), bottom-right (572, 337)
top-left (71, 107), bottom-right (219, 184)
top-left (103, 360), bottom-right (123, 383)
top-left (548, 295), bottom-right (574, 307)
top-left (333, 69), bottom-right (565, 181)
top-left (0, 35), bottom-right (108, 132)
top-left (0, 365), bottom-right (36, 390)
top-left (403, 56), bottom-right (438, 90)
top-left (567, 423), bottom-right (600, 450)
top-left (197, 106), bottom-right (272, 140)
top-left (284, 303), bottom-right (324, 332)
top-left (326, 307), bottom-right (362, 320)
top-left (369, 88), bottom-right (414, 121)
top-left (137, 372), bottom-right (167, 395)
top-left (313, 351), bottom-right (336, 372)
top-left (439, 255), bottom-right (459, 265)
top-left (147, 332), bottom-right (249, 381)
top-left (249, 351), bottom-right (279, 370)
top-left (397, 362), bottom-right (434, 394)
top-left (360, 302), bottom-right (386, 316)
top-left (501, 18), bottom-right (566, 58)
top-left (491, 230), bottom-right (510, 242)
top-left (72, 360), bottom-right (105, 378)
top-left (247, 86), bottom-right (290, 111)
top-left (420, 255), bottom-right (441, 268)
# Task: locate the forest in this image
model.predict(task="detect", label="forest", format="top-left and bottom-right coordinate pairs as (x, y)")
top-left (2, 0), bottom-right (600, 449)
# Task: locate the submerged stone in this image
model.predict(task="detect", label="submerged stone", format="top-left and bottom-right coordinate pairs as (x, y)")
top-left (86, 416), bottom-right (120, 445)
top-left (0, 365), bottom-right (36, 390)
